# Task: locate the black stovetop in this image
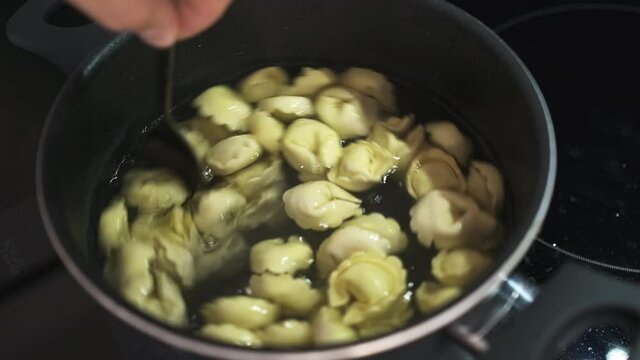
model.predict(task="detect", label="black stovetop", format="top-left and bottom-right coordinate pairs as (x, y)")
top-left (2, 1), bottom-right (640, 359)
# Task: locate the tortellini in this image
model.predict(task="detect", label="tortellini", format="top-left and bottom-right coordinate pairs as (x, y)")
top-left (424, 121), bottom-right (473, 166)
top-left (328, 251), bottom-right (407, 325)
top-left (183, 116), bottom-right (231, 144)
top-left (153, 236), bottom-right (195, 287)
top-left (281, 118), bottom-right (342, 178)
top-left (121, 168), bottom-right (189, 213)
top-left (280, 67), bottom-right (337, 96)
top-left (227, 158), bottom-right (286, 230)
top-left (405, 147), bottom-right (466, 199)
top-left (356, 292), bottom-right (414, 338)
top-left (250, 236), bottom-right (313, 275)
top-left (466, 160), bottom-right (505, 215)
top-left (200, 324), bottom-right (262, 348)
top-left (409, 190), bottom-right (499, 250)
top-left (249, 273), bottom-right (322, 316)
top-left (98, 66), bottom-right (507, 349)
top-left (328, 140), bottom-right (396, 192)
top-left (249, 111), bottom-right (285, 154)
top-left (316, 213), bottom-right (408, 277)
top-left (98, 197), bottom-right (130, 255)
top-left (193, 235), bottom-right (248, 283)
top-left (130, 206), bottom-right (195, 248)
top-left (311, 307), bottom-right (358, 346)
top-left (316, 86), bottom-right (379, 139)
top-left (193, 85), bottom-right (252, 132)
top-left (282, 181), bottom-right (363, 231)
top-left (258, 96), bottom-right (314, 122)
top-left (431, 248), bottom-right (492, 287)
top-left (340, 67), bottom-right (397, 111)
top-left (107, 242), bottom-right (187, 327)
top-left (367, 123), bottom-right (414, 172)
top-left (239, 66), bottom-right (289, 102)
top-left (201, 296), bottom-right (280, 329)
top-left (192, 187), bottom-right (247, 242)
top-left (227, 158), bottom-right (284, 197)
top-left (258, 320), bottom-right (312, 348)
top-left (414, 281), bottom-right (462, 314)
top-left (205, 134), bottom-right (263, 176)
top-left (177, 125), bottom-right (211, 161)
top-left (380, 114), bottom-right (415, 136)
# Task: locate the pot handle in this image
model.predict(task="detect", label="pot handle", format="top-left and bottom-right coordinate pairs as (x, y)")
top-left (483, 262), bottom-right (640, 360)
top-left (5, 0), bottom-right (115, 75)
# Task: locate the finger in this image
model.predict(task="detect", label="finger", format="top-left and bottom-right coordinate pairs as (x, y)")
top-left (66, 0), bottom-right (180, 48)
top-left (175, 0), bottom-right (233, 40)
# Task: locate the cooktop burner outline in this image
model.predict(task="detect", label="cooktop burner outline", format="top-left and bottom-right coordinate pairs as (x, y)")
top-left (494, 2), bottom-right (640, 34)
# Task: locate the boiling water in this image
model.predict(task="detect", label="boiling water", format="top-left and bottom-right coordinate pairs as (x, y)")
top-left (94, 65), bottom-right (499, 335)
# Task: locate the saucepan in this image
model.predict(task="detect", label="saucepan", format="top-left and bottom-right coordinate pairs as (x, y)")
top-left (7, 0), bottom-right (640, 359)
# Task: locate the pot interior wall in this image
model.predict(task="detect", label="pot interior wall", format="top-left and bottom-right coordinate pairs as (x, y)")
top-left (39, 0), bottom-right (552, 349)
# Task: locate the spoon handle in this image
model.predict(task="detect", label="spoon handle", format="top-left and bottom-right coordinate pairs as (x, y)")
top-left (160, 45), bottom-right (177, 125)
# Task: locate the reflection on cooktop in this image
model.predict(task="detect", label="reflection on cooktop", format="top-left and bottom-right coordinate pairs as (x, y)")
top-left (499, 4), bottom-right (640, 277)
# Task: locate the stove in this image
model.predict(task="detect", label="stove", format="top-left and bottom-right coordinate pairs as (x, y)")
top-left (1, 1), bottom-right (639, 359)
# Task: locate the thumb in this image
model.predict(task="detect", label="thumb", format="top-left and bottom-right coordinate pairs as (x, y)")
top-left (67, 0), bottom-right (180, 48)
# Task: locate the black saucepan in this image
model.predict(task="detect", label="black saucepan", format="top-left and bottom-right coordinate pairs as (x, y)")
top-left (7, 0), bottom-right (640, 359)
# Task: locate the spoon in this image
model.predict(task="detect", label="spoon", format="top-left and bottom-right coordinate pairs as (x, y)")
top-left (141, 46), bottom-right (206, 191)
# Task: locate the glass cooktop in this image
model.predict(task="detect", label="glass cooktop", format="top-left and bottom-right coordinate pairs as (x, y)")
top-left (1, 1), bottom-right (640, 360)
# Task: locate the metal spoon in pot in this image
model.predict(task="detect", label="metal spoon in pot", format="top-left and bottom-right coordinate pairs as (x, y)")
top-left (140, 46), bottom-right (207, 191)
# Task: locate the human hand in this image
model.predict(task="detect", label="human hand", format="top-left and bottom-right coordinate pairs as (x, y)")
top-left (67, 0), bottom-right (233, 48)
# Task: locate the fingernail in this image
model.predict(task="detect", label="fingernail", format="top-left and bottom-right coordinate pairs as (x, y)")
top-left (139, 28), bottom-right (176, 48)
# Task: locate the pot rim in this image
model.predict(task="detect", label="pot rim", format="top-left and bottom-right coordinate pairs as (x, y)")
top-left (35, 2), bottom-right (557, 359)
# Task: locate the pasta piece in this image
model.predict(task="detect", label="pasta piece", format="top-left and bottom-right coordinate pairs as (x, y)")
top-left (238, 183), bottom-right (286, 230)
top-left (130, 206), bottom-right (195, 248)
top-left (141, 270), bottom-right (188, 327)
top-left (311, 307), bottom-right (358, 346)
top-left (153, 236), bottom-right (195, 288)
top-left (201, 296), bottom-right (280, 329)
top-left (239, 66), bottom-right (289, 102)
top-left (205, 134), bottom-right (263, 176)
top-left (200, 324), bottom-right (262, 348)
top-left (356, 291), bottom-right (414, 338)
top-left (315, 86), bottom-right (379, 139)
top-left (258, 320), bottom-right (312, 348)
top-left (340, 67), bottom-right (397, 111)
top-left (424, 121), bottom-right (473, 166)
top-left (328, 140), bottom-right (395, 192)
top-left (328, 251), bottom-right (407, 325)
top-left (282, 181), bottom-right (363, 231)
top-left (316, 213), bottom-right (408, 277)
top-left (380, 114), bottom-right (415, 136)
top-left (250, 236), bottom-right (313, 275)
top-left (249, 273), bottom-right (322, 316)
top-left (226, 158), bottom-right (286, 230)
top-left (414, 281), bottom-right (462, 314)
top-left (192, 187), bottom-right (247, 242)
top-left (466, 160), bottom-right (505, 215)
top-left (107, 242), bottom-right (187, 327)
top-left (405, 147), bottom-right (466, 199)
top-left (281, 118), bottom-right (342, 178)
top-left (248, 111), bottom-right (285, 153)
top-left (193, 85), bottom-right (252, 132)
top-left (367, 123), bottom-right (414, 173)
top-left (193, 235), bottom-right (248, 283)
top-left (122, 168), bottom-right (189, 213)
top-left (177, 125), bottom-right (211, 161)
top-left (257, 96), bottom-right (314, 122)
top-left (432, 248), bottom-right (492, 287)
top-left (409, 190), bottom-right (499, 250)
top-left (98, 197), bottom-right (130, 256)
top-left (279, 67), bottom-right (337, 96)
top-left (183, 116), bottom-right (231, 144)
